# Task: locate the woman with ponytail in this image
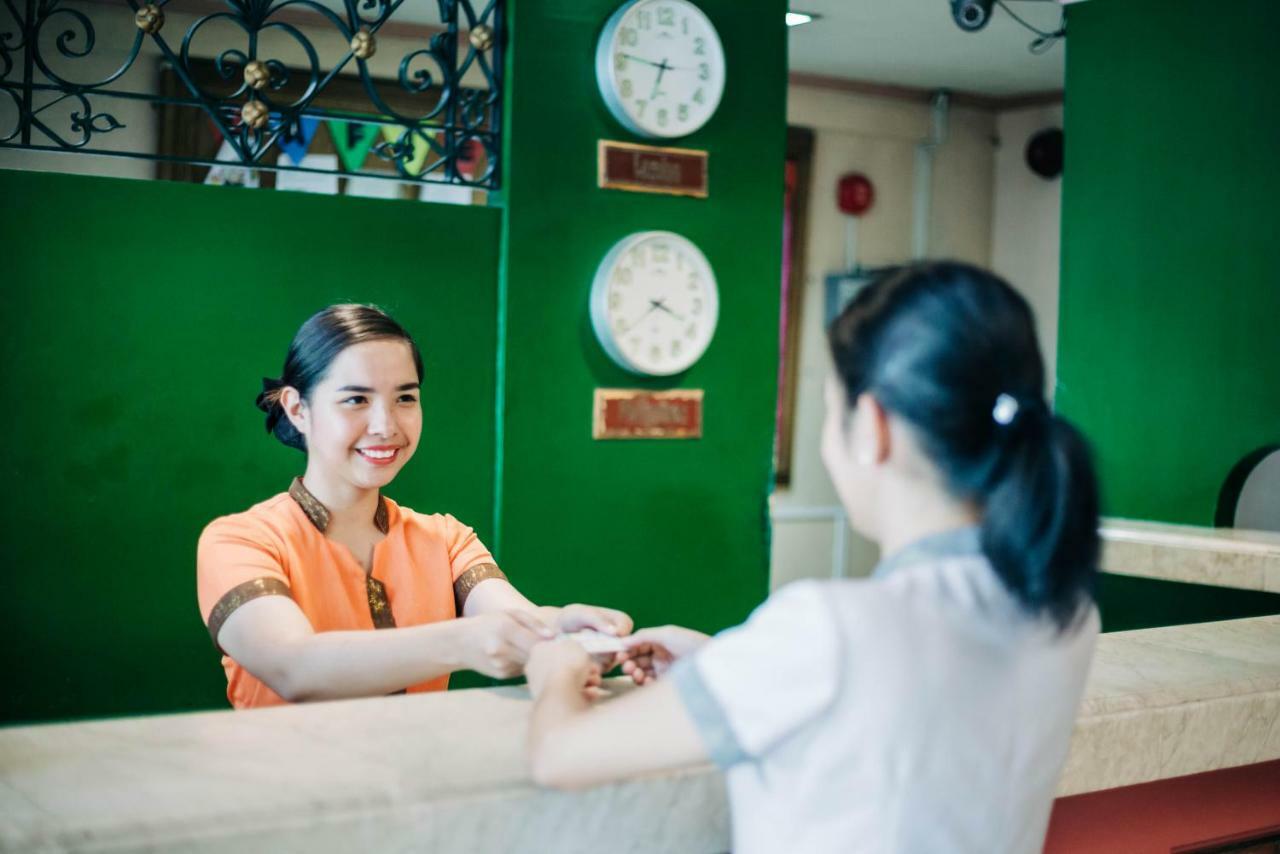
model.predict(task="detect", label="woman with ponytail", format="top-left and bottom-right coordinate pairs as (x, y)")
top-left (523, 262), bottom-right (1101, 853)
top-left (197, 304), bottom-right (631, 709)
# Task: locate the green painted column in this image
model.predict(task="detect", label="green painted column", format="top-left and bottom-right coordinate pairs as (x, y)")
top-left (494, 0), bottom-right (788, 636)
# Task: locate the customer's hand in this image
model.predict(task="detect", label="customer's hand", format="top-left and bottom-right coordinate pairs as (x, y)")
top-left (618, 626), bottom-right (711, 684)
top-left (459, 610), bottom-right (554, 679)
top-left (525, 639), bottom-right (603, 701)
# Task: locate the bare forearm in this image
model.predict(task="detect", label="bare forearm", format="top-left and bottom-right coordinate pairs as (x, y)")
top-left (528, 679), bottom-right (711, 789)
top-left (528, 676), bottom-right (592, 785)
top-left (278, 620), bottom-right (469, 702)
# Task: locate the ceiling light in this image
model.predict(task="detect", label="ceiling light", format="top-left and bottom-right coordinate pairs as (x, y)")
top-left (786, 11), bottom-right (820, 27)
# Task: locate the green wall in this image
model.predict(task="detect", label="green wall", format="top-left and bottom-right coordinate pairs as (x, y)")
top-left (494, 0), bottom-right (786, 638)
top-left (0, 0), bottom-right (786, 720)
top-left (0, 170), bottom-right (501, 723)
top-left (1057, 0), bottom-right (1280, 525)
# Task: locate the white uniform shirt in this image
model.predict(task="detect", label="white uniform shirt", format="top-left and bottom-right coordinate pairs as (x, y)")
top-left (671, 527), bottom-right (1098, 854)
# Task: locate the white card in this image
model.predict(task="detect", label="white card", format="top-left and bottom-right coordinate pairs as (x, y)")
top-left (559, 629), bottom-right (627, 655)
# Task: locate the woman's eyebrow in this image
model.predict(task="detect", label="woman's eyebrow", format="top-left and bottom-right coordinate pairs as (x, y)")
top-left (333, 383), bottom-right (420, 392)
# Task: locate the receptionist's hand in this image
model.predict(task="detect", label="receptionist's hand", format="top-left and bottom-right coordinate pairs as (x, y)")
top-left (555, 604), bottom-right (634, 637)
top-left (619, 626), bottom-right (711, 685)
top-left (525, 639), bottom-right (603, 701)
top-left (459, 609), bottom-right (555, 679)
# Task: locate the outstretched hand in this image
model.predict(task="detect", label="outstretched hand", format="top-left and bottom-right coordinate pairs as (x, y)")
top-left (526, 639), bottom-right (604, 702)
top-left (617, 625), bottom-right (710, 685)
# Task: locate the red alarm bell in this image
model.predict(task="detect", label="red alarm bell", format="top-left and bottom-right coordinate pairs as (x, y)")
top-left (836, 172), bottom-right (875, 217)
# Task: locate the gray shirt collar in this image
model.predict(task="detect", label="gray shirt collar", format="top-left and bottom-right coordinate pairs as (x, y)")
top-left (872, 526), bottom-right (983, 580)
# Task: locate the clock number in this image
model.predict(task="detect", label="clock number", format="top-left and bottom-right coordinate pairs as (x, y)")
top-left (659, 7), bottom-right (675, 26)
top-left (609, 291), bottom-right (622, 309)
top-left (692, 298), bottom-right (703, 315)
top-left (630, 336), bottom-right (642, 352)
top-left (616, 268), bottom-right (633, 285)
top-left (678, 104), bottom-right (689, 122)
top-left (688, 272), bottom-right (700, 289)
top-left (636, 10), bottom-right (651, 30)
top-left (682, 17), bottom-right (689, 35)
top-left (699, 62), bottom-right (710, 81)
top-left (693, 88), bottom-right (705, 104)
top-left (694, 37), bottom-right (706, 56)
top-left (657, 108), bottom-right (668, 128)
top-left (631, 247), bottom-right (646, 266)
top-left (620, 79), bottom-right (633, 98)
top-left (685, 323), bottom-right (697, 339)
top-left (652, 243), bottom-right (670, 264)
top-left (650, 345), bottom-right (662, 363)
top-left (615, 53), bottom-right (627, 72)
top-left (635, 99), bottom-right (647, 116)
top-left (620, 27), bottom-right (637, 46)
top-left (671, 340), bottom-right (683, 357)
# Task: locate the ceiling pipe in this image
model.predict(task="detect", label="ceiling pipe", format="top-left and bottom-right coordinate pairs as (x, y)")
top-left (912, 90), bottom-right (950, 260)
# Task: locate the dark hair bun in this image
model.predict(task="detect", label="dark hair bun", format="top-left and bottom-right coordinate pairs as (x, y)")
top-left (255, 377), bottom-right (306, 452)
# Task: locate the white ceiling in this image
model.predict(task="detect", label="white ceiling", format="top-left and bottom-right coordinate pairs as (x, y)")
top-left (787, 1), bottom-right (1067, 97)
top-left (272, 0), bottom-right (1065, 98)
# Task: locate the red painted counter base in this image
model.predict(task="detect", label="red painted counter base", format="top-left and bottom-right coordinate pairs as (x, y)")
top-left (1044, 759), bottom-right (1280, 853)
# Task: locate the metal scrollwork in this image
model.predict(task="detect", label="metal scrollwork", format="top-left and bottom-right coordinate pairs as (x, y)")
top-left (0, 0), bottom-right (504, 189)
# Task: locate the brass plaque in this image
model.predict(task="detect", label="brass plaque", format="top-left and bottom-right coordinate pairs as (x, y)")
top-left (593, 389), bottom-right (704, 440)
top-left (598, 140), bottom-right (708, 199)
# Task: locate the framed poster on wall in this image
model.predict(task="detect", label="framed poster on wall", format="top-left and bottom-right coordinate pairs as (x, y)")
top-left (774, 127), bottom-right (814, 487)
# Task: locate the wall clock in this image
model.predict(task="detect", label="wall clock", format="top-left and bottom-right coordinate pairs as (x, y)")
top-left (595, 0), bottom-right (726, 139)
top-left (590, 230), bottom-right (719, 376)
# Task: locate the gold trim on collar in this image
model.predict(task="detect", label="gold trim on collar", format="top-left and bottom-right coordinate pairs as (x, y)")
top-left (207, 577), bottom-right (292, 651)
top-left (289, 477), bottom-right (389, 535)
top-left (453, 562), bottom-right (508, 614)
top-left (367, 576), bottom-right (397, 630)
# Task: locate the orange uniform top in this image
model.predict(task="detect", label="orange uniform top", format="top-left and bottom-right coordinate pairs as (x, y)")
top-left (197, 479), bottom-right (505, 709)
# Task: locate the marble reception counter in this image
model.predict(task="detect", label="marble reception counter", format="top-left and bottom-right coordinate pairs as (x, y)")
top-left (4, 612), bottom-right (1279, 852)
top-left (1101, 518), bottom-right (1280, 593)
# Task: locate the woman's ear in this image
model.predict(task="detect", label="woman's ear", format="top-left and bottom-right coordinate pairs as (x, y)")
top-left (853, 392), bottom-right (892, 466)
top-left (280, 387), bottom-right (308, 438)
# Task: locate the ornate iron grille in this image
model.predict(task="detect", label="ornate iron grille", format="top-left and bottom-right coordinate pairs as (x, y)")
top-left (0, 0), bottom-right (504, 188)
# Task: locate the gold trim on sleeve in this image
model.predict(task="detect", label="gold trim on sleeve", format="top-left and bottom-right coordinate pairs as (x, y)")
top-left (453, 562), bottom-right (508, 614)
top-left (207, 577), bottom-right (292, 650)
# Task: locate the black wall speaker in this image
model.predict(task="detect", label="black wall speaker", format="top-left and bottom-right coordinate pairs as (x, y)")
top-left (1026, 128), bottom-right (1064, 179)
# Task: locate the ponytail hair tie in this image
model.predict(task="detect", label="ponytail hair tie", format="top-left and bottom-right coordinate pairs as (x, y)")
top-left (255, 377), bottom-right (287, 434)
top-left (992, 393), bottom-right (1047, 427)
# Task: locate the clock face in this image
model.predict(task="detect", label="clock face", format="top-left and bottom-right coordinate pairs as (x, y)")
top-left (595, 0), bottom-right (726, 139)
top-left (590, 231), bottom-right (719, 376)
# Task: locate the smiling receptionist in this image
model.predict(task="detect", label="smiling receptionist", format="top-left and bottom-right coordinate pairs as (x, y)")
top-left (197, 304), bottom-right (631, 709)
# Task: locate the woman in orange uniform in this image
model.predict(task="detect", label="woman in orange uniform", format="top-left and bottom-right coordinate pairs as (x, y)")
top-left (197, 304), bottom-right (631, 709)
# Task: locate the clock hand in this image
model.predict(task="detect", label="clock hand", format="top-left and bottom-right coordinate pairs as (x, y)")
top-left (649, 58), bottom-right (671, 100)
top-left (620, 53), bottom-right (689, 72)
top-left (625, 302), bottom-right (661, 329)
top-left (650, 298), bottom-right (687, 322)
top-left (620, 52), bottom-right (664, 69)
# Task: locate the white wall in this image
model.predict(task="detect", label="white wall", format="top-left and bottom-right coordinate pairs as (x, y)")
top-left (771, 84), bottom-right (996, 590)
top-left (990, 104), bottom-right (1064, 396)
